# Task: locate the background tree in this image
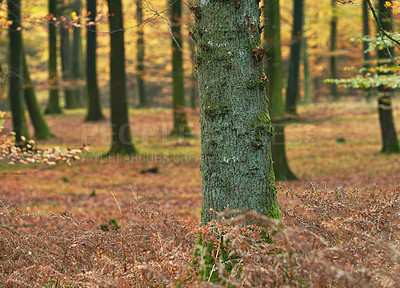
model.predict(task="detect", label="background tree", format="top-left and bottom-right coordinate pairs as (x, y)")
top-left (23, 46), bottom-right (53, 140)
top-left (107, 0), bottom-right (137, 155)
top-left (170, 0), bottom-right (191, 138)
top-left (189, 38), bottom-right (198, 110)
top-left (330, 0), bottom-right (338, 100)
top-left (45, 0), bottom-right (62, 114)
top-left (362, 0), bottom-right (372, 101)
top-left (265, 0), bottom-right (296, 181)
top-left (71, 0), bottom-right (85, 107)
top-left (285, 0), bottom-right (304, 115)
top-left (136, 0), bottom-right (147, 108)
top-left (59, 3), bottom-right (78, 109)
top-left (376, 0), bottom-right (399, 153)
top-left (8, 0), bottom-right (29, 142)
top-left (193, 0), bottom-right (281, 226)
top-left (85, 0), bottom-right (104, 121)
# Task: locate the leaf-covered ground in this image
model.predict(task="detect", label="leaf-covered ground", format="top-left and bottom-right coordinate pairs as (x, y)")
top-left (1, 100), bottom-right (400, 287)
top-left (1, 100), bottom-right (400, 223)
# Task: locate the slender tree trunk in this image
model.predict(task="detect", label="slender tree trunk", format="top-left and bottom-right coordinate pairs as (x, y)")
top-left (285, 0), bottom-right (304, 115)
top-left (8, 0), bottom-right (29, 142)
top-left (189, 38), bottom-right (198, 110)
top-left (170, 0), bottom-right (192, 138)
top-left (59, 11), bottom-right (78, 109)
top-left (302, 36), bottom-right (312, 103)
top-left (72, 0), bottom-right (85, 107)
top-left (136, 0), bottom-right (147, 108)
top-left (377, 0), bottom-right (399, 153)
top-left (265, 0), bottom-right (296, 181)
top-left (363, 0), bottom-right (372, 101)
top-left (107, 0), bottom-right (137, 155)
top-left (85, 0), bottom-right (104, 121)
top-left (194, 0), bottom-right (281, 226)
top-left (45, 0), bottom-right (62, 114)
top-left (22, 46), bottom-right (52, 140)
top-left (330, 0), bottom-right (338, 100)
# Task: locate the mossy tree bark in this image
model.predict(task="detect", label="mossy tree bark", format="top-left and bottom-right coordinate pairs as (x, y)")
top-left (136, 0), bottom-right (147, 108)
top-left (362, 0), bottom-right (372, 101)
top-left (85, 0), bottom-right (104, 121)
top-left (285, 0), bottom-right (304, 115)
top-left (8, 0), bottom-right (29, 142)
top-left (264, 0), bottom-right (296, 181)
top-left (194, 0), bottom-right (281, 226)
top-left (330, 0), bottom-right (338, 101)
top-left (72, 0), bottom-right (85, 107)
top-left (45, 0), bottom-right (62, 114)
top-left (59, 3), bottom-right (78, 109)
top-left (170, 0), bottom-right (192, 138)
top-left (22, 45), bottom-right (52, 140)
top-left (376, 0), bottom-right (399, 153)
top-left (107, 0), bottom-right (137, 155)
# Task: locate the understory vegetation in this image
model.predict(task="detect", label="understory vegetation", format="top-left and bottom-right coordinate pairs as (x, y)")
top-left (0, 182), bottom-right (399, 287)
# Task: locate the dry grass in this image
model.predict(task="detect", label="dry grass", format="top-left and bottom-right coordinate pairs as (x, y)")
top-left (0, 101), bottom-right (400, 286)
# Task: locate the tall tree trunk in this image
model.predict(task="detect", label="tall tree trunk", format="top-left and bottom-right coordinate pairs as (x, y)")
top-left (189, 38), bottom-right (198, 110)
top-left (285, 0), bottom-right (304, 115)
top-left (45, 0), bottom-right (62, 114)
top-left (265, 0), bottom-right (296, 181)
top-left (363, 0), bottom-right (372, 101)
top-left (377, 0), bottom-right (399, 153)
top-left (72, 0), bottom-right (85, 107)
top-left (302, 36), bottom-right (312, 103)
top-left (85, 0), bottom-right (104, 121)
top-left (59, 10), bottom-right (78, 109)
top-left (136, 0), bottom-right (147, 108)
top-left (22, 45), bottom-right (52, 140)
top-left (194, 0), bottom-right (281, 226)
top-left (330, 0), bottom-right (338, 100)
top-left (170, 0), bottom-right (192, 138)
top-left (107, 0), bottom-right (137, 155)
top-left (8, 0), bottom-right (29, 142)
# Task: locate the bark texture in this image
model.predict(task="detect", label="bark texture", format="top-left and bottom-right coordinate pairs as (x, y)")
top-left (8, 0), bottom-right (29, 142)
top-left (85, 0), bottom-right (105, 121)
top-left (377, 0), bottom-right (399, 153)
top-left (136, 0), bottom-right (147, 108)
top-left (45, 0), bottom-right (62, 114)
top-left (194, 0), bottom-right (281, 225)
top-left (107, 0), bottom-right (137, 155)
top-left (170, 0), bottom-right (191, 138)
top-left (285, 0), bottom-right (304, 115)
top-left (264, 0), bottom-right (296, 181)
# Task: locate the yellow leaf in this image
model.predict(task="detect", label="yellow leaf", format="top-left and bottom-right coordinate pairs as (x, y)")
top-left (386, 1), bottom-right (392, 7)
top-left (71, 11), bottom-right (78, 20)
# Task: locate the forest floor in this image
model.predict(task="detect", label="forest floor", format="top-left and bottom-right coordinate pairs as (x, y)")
top-left (1, 100), bottom-right (400, 287)
top-left (1, 99), bottom-right (400, 224)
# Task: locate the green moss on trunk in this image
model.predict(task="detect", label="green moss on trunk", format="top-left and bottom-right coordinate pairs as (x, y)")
top-left (195, 0), bottom-right (281, 226)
